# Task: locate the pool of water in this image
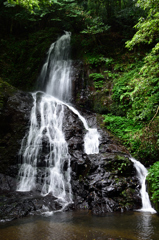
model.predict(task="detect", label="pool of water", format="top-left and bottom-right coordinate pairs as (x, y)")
top-left (0, 211), bottom-right (158, 240)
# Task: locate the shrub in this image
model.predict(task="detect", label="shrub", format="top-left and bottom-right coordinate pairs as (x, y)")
top-left (147, 161), bottom-right (159, 203)
top-left (89, 73), bottom-right (104, 89)
top-left (103, 114), bottom-right (142, 150)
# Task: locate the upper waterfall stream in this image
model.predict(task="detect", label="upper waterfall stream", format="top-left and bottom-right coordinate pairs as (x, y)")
top-left (17, 32), bottom-right (156, 214)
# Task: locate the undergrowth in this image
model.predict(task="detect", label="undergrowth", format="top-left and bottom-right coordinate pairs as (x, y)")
top-left (147, 161), bottom-right (159, 204)
top-left (103, 114), bottom-right (142, 152)
top-left (103, 52), bottom-right (159, 165)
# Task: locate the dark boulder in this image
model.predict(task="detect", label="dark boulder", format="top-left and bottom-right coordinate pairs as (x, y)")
top-left (0, 190), bottom-right (62, 222)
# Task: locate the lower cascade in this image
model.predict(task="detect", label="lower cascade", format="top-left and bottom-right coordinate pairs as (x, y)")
top-left (130, 157), bottom-right (156, 213)
top-left (16, 32), bottom-right (156, 214)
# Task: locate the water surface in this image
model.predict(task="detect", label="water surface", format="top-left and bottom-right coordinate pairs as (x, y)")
top-left (0, 211), bottom-right (158, 240)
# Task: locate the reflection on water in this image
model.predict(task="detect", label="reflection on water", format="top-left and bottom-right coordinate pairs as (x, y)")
top-left (135, 212), bottom-right (155, 240)
top-left (0, 211), bottom-right (159, 240)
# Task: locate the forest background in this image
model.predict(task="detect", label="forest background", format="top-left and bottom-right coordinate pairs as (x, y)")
top-left (0, 0), bottom-right (159, 206)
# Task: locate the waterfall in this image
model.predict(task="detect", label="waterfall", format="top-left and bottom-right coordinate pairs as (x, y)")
top-left (17, 32), bottom-right (100, 209)
top-left (17, 32), bottom-right (156, 213)
top-left (62, 103), bottom-right (100, 154)
top-left (17, 31), bottom-right (154, 215)
top-left (130, 157), bottom-right (156, 213)
top-left (38, 32), bottom-right (72, 102)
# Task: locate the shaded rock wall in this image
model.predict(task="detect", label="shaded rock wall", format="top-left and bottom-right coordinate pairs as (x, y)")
top-left (0, 79), bottom-right (33, 174)
top-left (72, 61), bottom-right (113, 114)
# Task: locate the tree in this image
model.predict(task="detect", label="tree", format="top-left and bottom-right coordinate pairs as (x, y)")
top-left (4, 0), bottom-right (92, 32)
top-left (126, 0), bottom-right (159, 49)
top-left (123, 0), bottom-right (159, 161)
top-left (6, 0), bottom-right (51, 11)
top-left (86, 0), bottom-right (138, 23)
top-left (125, 0), bottom-right (159, 122)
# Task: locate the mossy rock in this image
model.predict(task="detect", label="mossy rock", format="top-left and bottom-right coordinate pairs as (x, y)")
top-left (0, 78), bottom-right (17, 110)
top-left (104, 154), bottom-right (133, 177)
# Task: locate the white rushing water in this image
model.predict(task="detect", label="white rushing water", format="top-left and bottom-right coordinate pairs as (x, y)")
top-left (17, 32), bottom-right (100, 208)
top-left (63, 103), bottom-right (100, 154)
top-left (130, 157), bottom-right (156, 213)
top-left (17, 93), bottom-right (72, 205)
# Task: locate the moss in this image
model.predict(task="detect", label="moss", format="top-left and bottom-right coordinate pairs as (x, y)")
top-left (88, 91), bottom-right (112, 114)
top-left (104, 154), bottom-right (133, 177)
top-left (79, 175), bottom-right (83, 182)
top-left (121, 188), bottom-right (135, 201)
top-left (0, 78), bottom-right (17, 110)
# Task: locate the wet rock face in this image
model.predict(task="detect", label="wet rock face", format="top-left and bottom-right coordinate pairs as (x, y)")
top-left (72, 61), bottom-right (94, 111)
top-left (0, 90), bottom-right (33, 175)
top-left (71, 153), bottom-right (141, 214)
top-left (62, 107), bottom-right (141, 214)
top-left (0, 92), bottom-right (141, 221)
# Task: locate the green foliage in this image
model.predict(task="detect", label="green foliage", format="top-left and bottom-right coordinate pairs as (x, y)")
top-left (85, 55), bottom-right (105, 67)
top-left (112, 57), bottom-right (159, 122)
top-left (125, 0), bottom-right (159, 129)
top-left (7, 0), bottom-right (51, 12)
top-left (89, 73), bottom-right (104, 89)
top-left (89, 73), bottom-right (104, 81)
top-left (103, 114), bottom-right (142, 147)
top-left (86, 55), bottom-right (114, 69)
top-left (93, 81), bottom-right (104, 89)
top-left (136, 118), bottom-right (159, 164)
top-left (4, 0), bottom-right (92, 32)
top-left (117, 162), bottom-right (127, 174)
top-left (103, 50), bottom-right (159, 163)
top-left (147, 161), bottom-right (159, 203)
top-left (126, 0), bottom-right (159, 49)
top-left (104, 57), bottom-right (114, 68)
top-left (81, 17), bottom-right (110, 34)
top-left (112, 61), bottom-right (142, 115)
top-left (109, 160), bottom-right (128, 175)
top-left (87, 0), bottom-right (139, 24)
top-left (104, 70), bottom-right (119, 79)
